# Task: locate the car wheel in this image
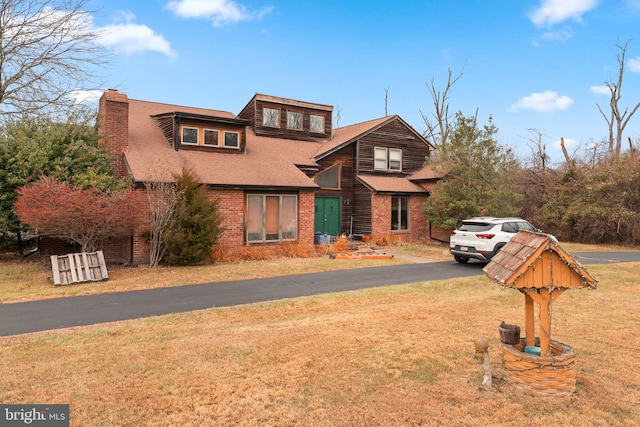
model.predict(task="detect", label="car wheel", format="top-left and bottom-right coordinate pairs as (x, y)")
top-left (454, 256), bottom-right (469, 264)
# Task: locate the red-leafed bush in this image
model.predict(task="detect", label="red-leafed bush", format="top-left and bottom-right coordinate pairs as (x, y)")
top-left (14, 176), bottom-right (138, 252)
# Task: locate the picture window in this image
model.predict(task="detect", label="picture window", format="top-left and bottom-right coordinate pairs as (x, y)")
top-left (246, 194), bottom-right (298, 242)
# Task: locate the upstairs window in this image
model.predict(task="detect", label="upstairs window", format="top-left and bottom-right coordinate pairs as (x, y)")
top-left (224, 131), bottom-right (239, 148)
top-left (374, 147), bottom-right (402, 171)
top-left (181, 127), bottom-right (199, 145)
top-left (287, 111), bottom-right (302, 130)
top-left (263, 107), bottom-right (279, 127)
top-left (180, 125), bottom-right (240, 150)
top-left (204, 129), bottom-right (219, 146)
top-left (310, 114), bottom-right (324, 133)
top-left (389, 148), bottom-right (402, 170)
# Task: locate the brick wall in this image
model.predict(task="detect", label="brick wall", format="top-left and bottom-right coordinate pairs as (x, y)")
top-left (371, 194), bottom-right (390, 236)
top-left (98, 90), bottom-right (129, 178)
top-left (370, 194), bottom-right (433, 243)
top-left (298, 191), bottom-right (315, 245)
top-left (131, 188), bottom-right (151, 265)
top-left (209, 189), bottom-right (316, 249)
top-left (208, 188), bottom-right (245, 251)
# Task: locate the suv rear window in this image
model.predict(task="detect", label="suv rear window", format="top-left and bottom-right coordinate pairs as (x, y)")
top-left (458, 222), bottom-right (494, 232)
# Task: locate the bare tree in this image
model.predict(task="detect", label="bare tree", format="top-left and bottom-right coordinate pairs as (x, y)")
top-left (523, 128), bottom-right (550, 171)
top-left (420, 64), bottom-right (465, 156)
top-left (596, 40), bottom-right (640, 157)
top-left (0, 0), bottom-right (106, 118)
top-left (144, 179), bottom-right (179, 268)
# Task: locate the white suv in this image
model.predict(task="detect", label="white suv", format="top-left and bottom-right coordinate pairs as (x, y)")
top-left (449, 217), bottom-right (548, 263)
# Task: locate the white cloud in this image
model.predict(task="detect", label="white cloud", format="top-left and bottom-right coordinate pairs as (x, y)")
top-left (68, 90), bottom-right (103, 104)
top-left (529, 0), bottom-right (598, 27)
top-left (98, 23), bottom-right (174, 57)
top-left (590, 85), bottom-right (610, 95)
top-left (166, 0), bottom-right (272, 26)
top-left (629, 57), bottom-right (640, 73)
top-left (510, 91), bottom-right (574, 113)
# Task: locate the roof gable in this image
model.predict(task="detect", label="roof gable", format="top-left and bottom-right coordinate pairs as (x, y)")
top-left (314, 115), bottom-right (434, 161)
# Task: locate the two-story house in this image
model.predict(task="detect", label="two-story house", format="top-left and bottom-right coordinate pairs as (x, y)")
top-left (98, 90), bottom-right (440, 264)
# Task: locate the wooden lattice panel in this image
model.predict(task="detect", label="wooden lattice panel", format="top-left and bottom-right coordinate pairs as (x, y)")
top-left (51, 251), bottom-right (108, 286)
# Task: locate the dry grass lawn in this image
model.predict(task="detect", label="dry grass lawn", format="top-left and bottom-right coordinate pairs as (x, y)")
top-left (1, 243), bottom-right (639, 426)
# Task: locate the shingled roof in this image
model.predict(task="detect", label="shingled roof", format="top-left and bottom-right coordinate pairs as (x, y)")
top-left (125, 99), bottom-right (320, 189)
top-left (357, 175), bottom-right (427, 193)
top-left (123, 97), bottom-right (434, 194)
top-left (483, 231), bottom-right (598, 290)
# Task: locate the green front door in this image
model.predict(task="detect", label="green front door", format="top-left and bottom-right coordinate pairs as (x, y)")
top-left (314, 197), bottom-right (341, 236)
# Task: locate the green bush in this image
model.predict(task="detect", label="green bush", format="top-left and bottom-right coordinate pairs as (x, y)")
top-left (163, 169), bottom-right (223, 265)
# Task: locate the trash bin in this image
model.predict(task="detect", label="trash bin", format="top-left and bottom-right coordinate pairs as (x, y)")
top-left (315, 232), bottom-right (330, 245)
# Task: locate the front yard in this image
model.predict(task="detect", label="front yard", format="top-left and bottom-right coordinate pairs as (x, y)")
top-left (1, 243), bottom-right (638, 425)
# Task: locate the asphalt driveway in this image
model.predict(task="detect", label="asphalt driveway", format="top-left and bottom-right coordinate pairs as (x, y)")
top-left (1, 252), bottom-right (638, 337)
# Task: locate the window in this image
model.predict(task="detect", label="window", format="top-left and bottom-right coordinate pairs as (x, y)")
top-left (314, 163), bottom-right (340, 189)
top-left (374, 147), bottom-right (388, 170)
top-left (204, 129), bottom-right (219, 146)
top-left (310, 114), bottom-right (324, 133)
top-left (287, 111), bottom-right (302, 130)
top-left (181, 127), bottom-right (198, 145)
top-left (374, 147), bottom-right (402, 171)
top-left (180, 126), bottom-right (239, 149)
top-left (389, 148), bottom-right (402, 170)
top-left (246, 195), bottom-right (297, 242)
top-left (224, 131), bottom-right (239, 148)
top-left (391, 196), bottom-right (409, 230)
top-left (263, 107), bottom-right (279, 127)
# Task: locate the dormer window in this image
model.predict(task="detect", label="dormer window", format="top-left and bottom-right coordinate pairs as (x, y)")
top-left (179, 125), bottom-right (241, 150)
top-left (287, 111), bottom-right (302, 130)
top-left (263, 107), bottom-right (279, 127)
top-left (374, 147), bottom-right (402, 171)
top-left (310, 114), bottom-right (324, 133)
top-left (224, 131), bottom-right (239, 148)
top-left (182, 127), bottom-right (199, 145)
top-left (204, 129), bottom-right (219, 146)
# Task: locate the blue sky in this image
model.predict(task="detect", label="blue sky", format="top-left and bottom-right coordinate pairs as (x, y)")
top-left (83, 0), bottom-right (640, 164)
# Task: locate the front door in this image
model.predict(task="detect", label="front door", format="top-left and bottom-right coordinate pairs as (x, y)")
top-left (314, 197), bottom-right (341, 236)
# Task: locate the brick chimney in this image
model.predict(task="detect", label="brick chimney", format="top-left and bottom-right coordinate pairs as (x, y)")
top-left (98, 89), bottom-right (129, 178)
